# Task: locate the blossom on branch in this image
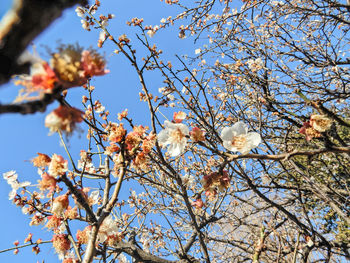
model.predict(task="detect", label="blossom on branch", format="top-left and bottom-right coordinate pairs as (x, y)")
top-left (30, 62), bottom-right (58, 91)
top-left (158, 120), bottom-right (189, 157)
top-left (3, 170), bottom-right (18, 183)
top-left (141, 132), bottom-right (156, 154)
top-left (106, 233), bottom-right (124, 246)
top-left (108, 123), bottom-right (127, 143)
top-left (220, 121), bottom-right (261, 154)
top-left (32, 153), bottom-right (51, 168)
top-left (97, 215), bottom-right (119, 243)
top-left (125, 125), bottom-right (147, 152)
top-left (132, 152), bottom-right (151, 172)
top-left (117, 109), bottom-right (128, 120)
top-left (15, 46), bottom-right (108, 102)
top-left (299, 115), bottom-right (332, 141)
top-left (81, 50), bottom-right (109, 77)
top-left (52, 194), bottom-right (69, 216)
top-left (64, 206), bottom-right (78, 220)
top-left (173, 111), bottom-right (187, 123)
top-left (104, 144), bottom-right (120, 156)
top-left (38, 172), bottom-right (57, 193)
top-left (50, 46), bottom-right (85, 88)
top-left (14, 61), bottom-right (58, 102)
top-left (310, 114), bottom-right (332, 132)
top-left (45, 105), bottom-right (84, 134)
top-left (51, 45), bottom-right (109, 87)
top-left (3, 170), bottom-right (31, 200)
top-left (190, 127), bottom-right (205, 142)
top-left (45, 214), bottom-right (62, 231)
top-left (201, 170), bottom-right (230, 195)
top-left (52, 234), bottom-right (71, 260)
top-left (24, 233), bottom-right (33, 243)
top-left (48, 154), bottom-right (68, 178)
top-left (192, 197), bottom-right (204, 209)
top-left (29, 213), bottom-right (45, 226)
top-left (76, 226), bottom-right (91, 245)
top-left (299, 121), bottom-right (321, 141)
top-left (246, 57), bottom-right (264, 72)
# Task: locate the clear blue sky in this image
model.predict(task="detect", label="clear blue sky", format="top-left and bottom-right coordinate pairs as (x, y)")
top-left (0, 0), bottom-right (200, 262)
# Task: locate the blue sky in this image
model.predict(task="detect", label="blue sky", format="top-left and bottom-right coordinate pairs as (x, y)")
top-left (0, 0), bottom-right (201, 262)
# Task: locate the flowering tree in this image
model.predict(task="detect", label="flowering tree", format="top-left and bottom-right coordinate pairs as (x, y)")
top-left (1, 0), bottom-right (350, 262)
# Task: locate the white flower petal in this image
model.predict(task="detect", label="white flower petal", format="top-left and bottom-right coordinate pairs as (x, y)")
top-left (3, 170), bottom-right (17, 182)
top-left (220, 127), bottom-right (235, 141)
top-left (238, 144), bottom-right (252, 155)
top-left (89, 190), bottom-right (100, 205)
top-left (163, 120), bottom-right (176, 129)
top-left (22, 206), bottom-right (30, 215)
top-left (157, 121), bottom-right (189, 157)
top-left (9, 181), bottom-right (20, 190)
top-left (178, 123), bottom-right (189, 136)
top-left (168, 141), bottom-right (186, 157)
top-left (9, 189), bottom-right (17, 200)
top-left (157, 129), bottom-right (170, 146)
top-left (246, 132), bottom-right (261, 148)
top-left (98, 215), bottom-right (118, 242)
top-left (231, 121), bottom-right (248, 135)
top-left (223, 140), bottom-right (237, 152)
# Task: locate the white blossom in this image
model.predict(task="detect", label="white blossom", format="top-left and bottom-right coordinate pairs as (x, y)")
top-left (9, 189), bottom-right (17, 200)
top-left (77, 160), bottom-right (96, 173)
top-left (147, 30), bottom-right (155, 38)
top-left (98, 215), bottom-right (119, 243)
top-left (310, 114), bottom-right (332, 132)
top-left (247, 57), bottom-right (264, 72)
top-left (99, 31), bottom-right (107, 42)
top-left (81, 19), bottom-right (90, 30)
top-left (75, 7), bottom-right (85, 17)
top-left (270, 0), bottom-right (284, 6)
top-left (158, 120), bottom-right (189, 157)
top-left (22, 206), bottom-right (31, 215)
top-left (101, 20), bottom-right (109, 27)
top-left (89, 190), bottom-right (100, 205)
top-left (45, 111), bottom-right (62, 134)
top-left (3, 170), bottom-right (30, 200)
top-left (167, 94), bottom-right (175, 101)
top-left (9, 180), bottom-right (31, 191)
top-left (220, 121), bottom-right (261, 154)
top-left (3, 170), bottom-right (17, 183)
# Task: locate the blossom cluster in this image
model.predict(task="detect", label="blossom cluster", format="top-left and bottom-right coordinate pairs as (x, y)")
top-left (201, 170), bottom-right (230, 199)
top-left (157, 113), bottom-right (260, 157)
top-left (104, 115), bottom-right (157, 174)
top-left (299, 114), bottom-right (332, 141)
top-left (3, 170), bottom-right (31, 200)
top-left (15, 46), bottom-right (108, 135)
top-left (45, 105), bottom-right (84, 135)
top-left (16, 45), bottom-right (108, 99)
top-left (3, 150), bottom-right (123, 261)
